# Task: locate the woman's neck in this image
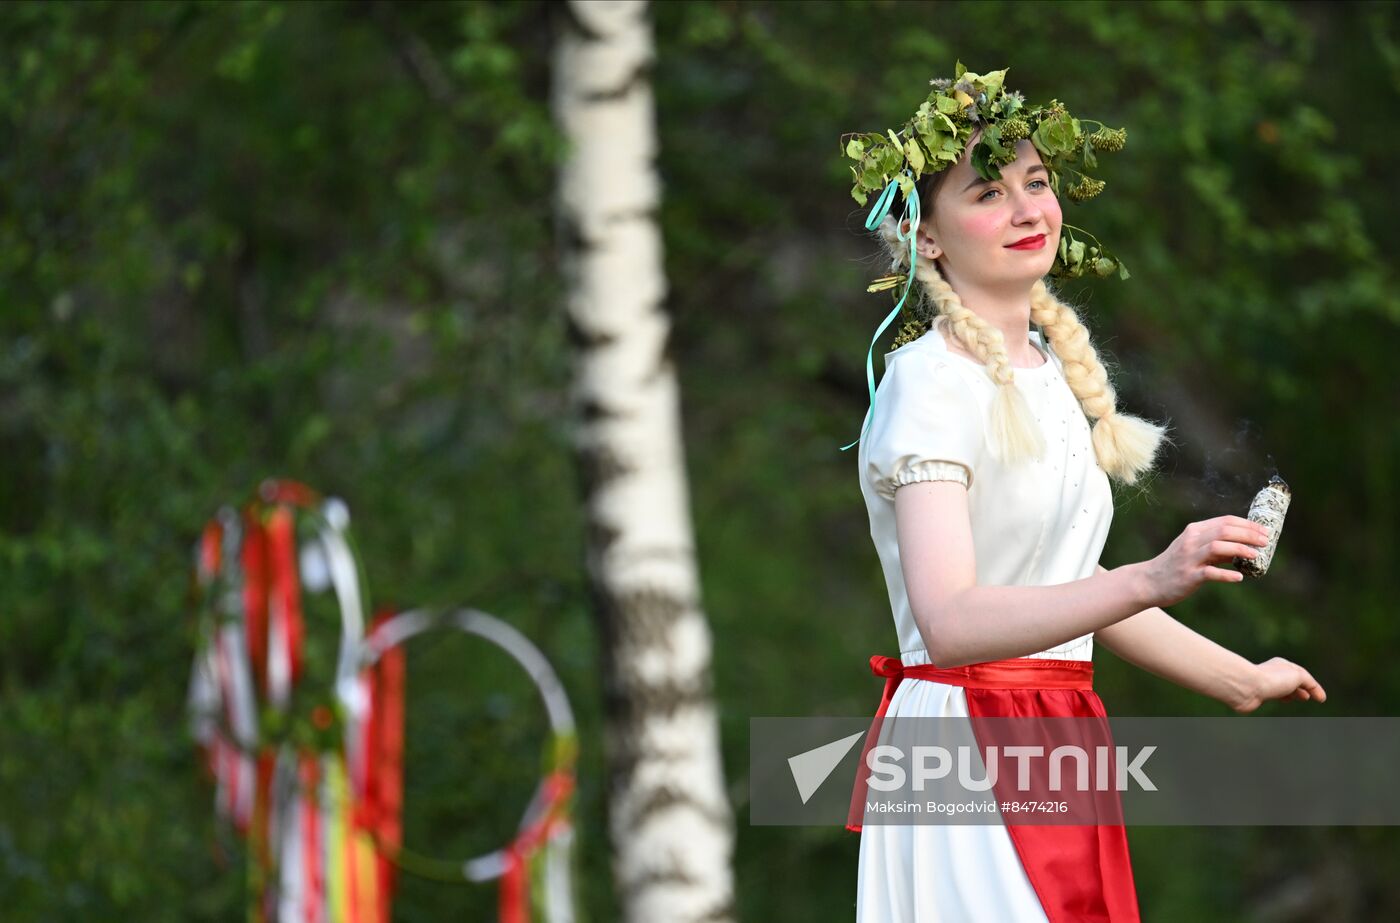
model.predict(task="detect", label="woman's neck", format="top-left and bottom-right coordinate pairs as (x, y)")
top-left (942, 276), bottom-right (1040, 364)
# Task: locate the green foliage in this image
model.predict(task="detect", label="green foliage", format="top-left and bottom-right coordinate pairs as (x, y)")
top-left (840, 60), bottom-right (1129, 279)
top-left (3, 1), bottom-right (1400, 922)
top-left (0, 2), bottom-right (599, 920)
top-left (656, 1), bottom-right (1400, 920)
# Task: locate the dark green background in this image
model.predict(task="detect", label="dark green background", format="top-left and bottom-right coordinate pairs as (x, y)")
top-left (3, 1), bottom-right (1398, 919)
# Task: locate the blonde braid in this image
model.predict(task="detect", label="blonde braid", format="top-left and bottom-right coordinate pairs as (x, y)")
top-left (874, 214), bottom-right (1047, 466)
top-left (869, 169), bottom-right (1167, 483)
top-left (1029, 278), bottom-right (1171, 485)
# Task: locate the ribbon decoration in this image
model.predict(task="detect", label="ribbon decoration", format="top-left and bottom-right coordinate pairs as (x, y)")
top-left (499, 762), bottom-right (577, 923)
top-left (264, 506), bottom-right (306, 709)
top-left (357, 608), bottom-right (580, 923)
top-left (348, 608), bottom-right (405, 923)
top-left (190, 485), bottom-right (578, 923)
top-left (840, 168), bottom-right (921, 452)
top-left (188, 508), bottom-right (260, 834)
top-left (188, 481), bottom-right (387, 923)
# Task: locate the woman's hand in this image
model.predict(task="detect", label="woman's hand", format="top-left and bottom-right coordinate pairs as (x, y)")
top-left (1231, 657), bottom-right (1328, 714)
top-left (1144, 515), bottom-right (1270, 607)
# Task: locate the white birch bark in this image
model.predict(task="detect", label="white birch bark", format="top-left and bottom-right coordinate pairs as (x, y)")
top-left (551, 2), bottom-right (737, 921)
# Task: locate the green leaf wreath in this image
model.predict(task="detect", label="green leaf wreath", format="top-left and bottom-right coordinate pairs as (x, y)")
top-left (842, 60), bottom-right (1130, 282)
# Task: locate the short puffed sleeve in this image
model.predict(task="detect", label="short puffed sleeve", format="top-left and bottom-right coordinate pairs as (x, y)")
top-left (863, 350), bottom-right (983, 500)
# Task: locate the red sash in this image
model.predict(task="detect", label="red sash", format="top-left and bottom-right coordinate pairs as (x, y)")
top-left (847, 653), bottom-right (1141, 923)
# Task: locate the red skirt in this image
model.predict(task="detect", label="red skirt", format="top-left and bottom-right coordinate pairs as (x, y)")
top-left (848, 654), bottom-right (1141, 923)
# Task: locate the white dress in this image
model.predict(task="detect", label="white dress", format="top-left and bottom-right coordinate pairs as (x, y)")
top-left (853, 316), bottom-right (1116, 922)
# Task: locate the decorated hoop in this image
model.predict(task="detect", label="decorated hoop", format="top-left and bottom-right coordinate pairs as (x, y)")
top-left (187, 483), bottom-right (369, 768)
top-left (355, 608), bottom-right (578, 922)
top-left (186, 481), bottom-right (380, 922)
top-left (189, 486), bottom-right (578, 923)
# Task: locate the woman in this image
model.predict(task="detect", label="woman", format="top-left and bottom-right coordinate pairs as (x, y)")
top-left (842, 66), bottom-right (1327, 922)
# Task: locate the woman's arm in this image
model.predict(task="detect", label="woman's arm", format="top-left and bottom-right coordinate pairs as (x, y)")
top-left (1091, 564), bottom-right (1328, 712)
top-left (896, 481), bottom-right (1158, 667)
top-left (894, 480), bottom-right (1325, 708)
top-left (1090, 564), bottom-right (1260, 710)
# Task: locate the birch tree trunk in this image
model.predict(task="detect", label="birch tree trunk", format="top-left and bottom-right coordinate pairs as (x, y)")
top-left (551, 2), bottom-right (737, 921)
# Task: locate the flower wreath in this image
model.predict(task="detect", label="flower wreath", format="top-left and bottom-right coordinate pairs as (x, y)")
top-left (837, 61), bottom-right (1132, 451)
top-left (843, 60), bottom-right (1130, 283)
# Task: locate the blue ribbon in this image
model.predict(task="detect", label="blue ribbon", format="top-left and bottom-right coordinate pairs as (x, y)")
top-left (841, 170), bottom-right (921, 451)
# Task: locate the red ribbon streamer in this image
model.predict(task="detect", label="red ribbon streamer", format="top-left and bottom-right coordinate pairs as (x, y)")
top-left (265, 506), bottom-right (306, 685)
top-left (355, 609), bottom-right (404, 923)
top-left (301, 756), bottom-right (324, 923)
top-left (498, 769), bottom-right (576, 923)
